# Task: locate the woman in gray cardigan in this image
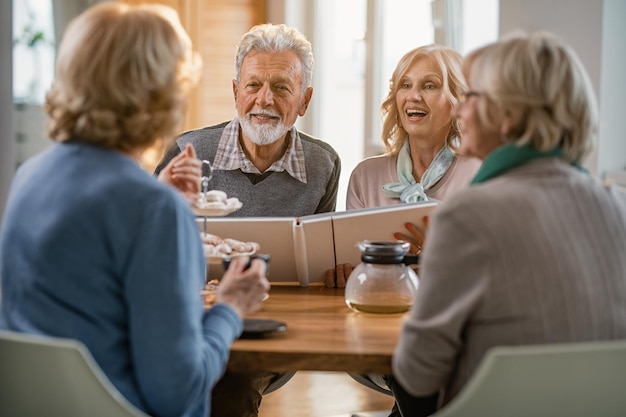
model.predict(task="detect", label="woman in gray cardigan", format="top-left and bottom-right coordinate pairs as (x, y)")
top-left (390, 31), bottom-right (626, 416)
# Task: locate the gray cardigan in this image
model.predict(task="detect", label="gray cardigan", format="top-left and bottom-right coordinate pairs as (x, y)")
top-left (155, 121), bottom-right (341, 217)
top-left (393, 158), bottom-right (626, 405)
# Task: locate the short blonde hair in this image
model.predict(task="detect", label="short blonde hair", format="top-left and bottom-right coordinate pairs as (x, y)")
top-left (381, 44), bottom-right (466, 155)
top-left (463, 31), bottom-right (598, 163)
top-left (45, 2), bottom-right (202, 153)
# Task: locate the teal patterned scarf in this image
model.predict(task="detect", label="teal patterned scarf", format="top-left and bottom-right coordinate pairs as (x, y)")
top-left (383, 140), bottom-right (455, 203)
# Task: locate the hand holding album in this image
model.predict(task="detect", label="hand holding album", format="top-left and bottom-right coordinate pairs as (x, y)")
top-left (393, 216), bottom-right (430, 254)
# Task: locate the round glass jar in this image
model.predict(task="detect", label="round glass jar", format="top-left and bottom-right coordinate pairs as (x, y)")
top-left (345, 240), bottom-right (419, 314)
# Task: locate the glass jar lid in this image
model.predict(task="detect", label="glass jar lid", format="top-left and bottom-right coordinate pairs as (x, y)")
top-left (357, 240), bottom-right (410, 264)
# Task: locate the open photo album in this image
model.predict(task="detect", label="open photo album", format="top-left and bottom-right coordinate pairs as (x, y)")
top-left (200, 201), bottom-right (438, 286)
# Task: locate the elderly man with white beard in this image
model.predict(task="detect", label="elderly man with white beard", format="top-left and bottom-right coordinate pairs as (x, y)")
top-left (155, 23), bottom-right (341, 218)
top-left (154, 23), bottom-right (341, 417)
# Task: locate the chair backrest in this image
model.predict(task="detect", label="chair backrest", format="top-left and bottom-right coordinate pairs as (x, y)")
top-left (432, 340), bottom-right (626, 417)
top-left (0, 330), bottom-right (150, 417)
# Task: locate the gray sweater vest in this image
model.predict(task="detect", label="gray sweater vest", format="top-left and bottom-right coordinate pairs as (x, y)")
top-left (155, 121), bottom-right (341, 217)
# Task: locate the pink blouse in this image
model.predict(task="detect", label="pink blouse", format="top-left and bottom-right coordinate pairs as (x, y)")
top-left (346, 154), bottom-right (481, 210)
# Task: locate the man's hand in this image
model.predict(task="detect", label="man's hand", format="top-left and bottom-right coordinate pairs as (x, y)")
top-left (157, 143), bottom-right (202, 203)
top-left (324, 263), bottom-right (354, 288)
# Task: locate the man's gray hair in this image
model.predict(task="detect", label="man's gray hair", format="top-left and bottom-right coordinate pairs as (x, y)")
top-left (235, 23), bottom-right (314, 91)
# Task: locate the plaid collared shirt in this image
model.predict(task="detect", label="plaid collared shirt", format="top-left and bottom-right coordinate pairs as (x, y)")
top-left (212, 118), bottom-right (307, 184)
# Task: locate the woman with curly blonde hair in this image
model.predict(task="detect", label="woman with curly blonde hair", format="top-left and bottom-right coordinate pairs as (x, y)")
top-left (327, 45), bottom-right (482, 288)
top-left (1, 4), bottom-right (269, 417)
top-left (346, 44), bottom-right (481, 210)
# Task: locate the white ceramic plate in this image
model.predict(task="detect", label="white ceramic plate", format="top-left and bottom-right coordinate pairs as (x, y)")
top-left (193, 198), bottom-right (242, 217)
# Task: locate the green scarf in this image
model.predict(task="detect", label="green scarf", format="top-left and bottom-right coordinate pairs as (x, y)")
top-left (471, 144), bottom-right (584, 185)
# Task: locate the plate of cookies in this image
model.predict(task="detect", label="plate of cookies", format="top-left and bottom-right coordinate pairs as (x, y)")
top-left (193, 190), bottom-right (242, 217)
top-left (201, 232), bottom-right (260, 264)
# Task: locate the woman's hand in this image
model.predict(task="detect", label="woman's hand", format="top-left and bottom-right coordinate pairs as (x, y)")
top-left (324, 263), bottom-right (354, 288)
top-left (393, 216), bottom-right (429, 254)
top-left (217, 257), bottom-right (270, 318)
top-left (157, 143), bottom-right (202, 203)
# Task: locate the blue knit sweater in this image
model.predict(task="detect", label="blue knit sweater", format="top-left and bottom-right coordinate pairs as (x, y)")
top-left (0, 142), bottom-right (241, 417)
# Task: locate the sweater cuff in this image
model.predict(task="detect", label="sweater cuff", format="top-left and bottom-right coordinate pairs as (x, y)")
top-left (203, 303), bottom-right (243, 343)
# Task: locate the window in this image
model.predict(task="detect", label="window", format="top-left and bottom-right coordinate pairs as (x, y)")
top-left (12, 0), bottom-right (55, 104)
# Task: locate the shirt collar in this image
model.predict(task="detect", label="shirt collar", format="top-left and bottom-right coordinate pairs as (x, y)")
top-left (213, 118), bottom-right (307, 184)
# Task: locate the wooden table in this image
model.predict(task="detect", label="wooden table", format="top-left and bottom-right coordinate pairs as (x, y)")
top-left (228, 284), bottom-right (406, 374)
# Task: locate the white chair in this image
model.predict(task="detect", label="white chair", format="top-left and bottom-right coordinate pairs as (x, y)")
top-left (431, 340), bottom-right (626, 417)
top-left (0, 330), bottom-right (150, 417)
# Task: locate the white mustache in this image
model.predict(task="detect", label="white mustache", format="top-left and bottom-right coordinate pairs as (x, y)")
top-left (248, 111), bottom-right (281, 120)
